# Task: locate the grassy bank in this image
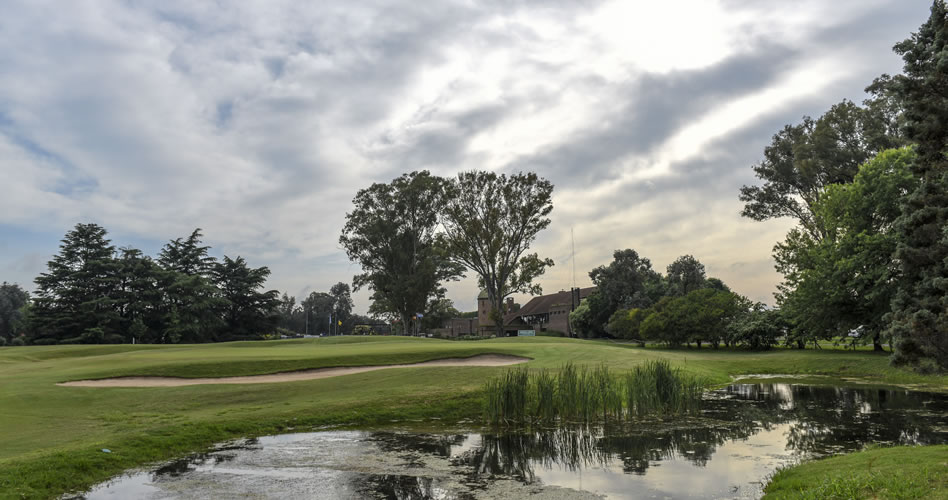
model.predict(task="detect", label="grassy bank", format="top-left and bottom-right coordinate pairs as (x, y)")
top-left (764, 445), bottom-right (948, 499)
top-left (1, 336), bottom-right (946, 499)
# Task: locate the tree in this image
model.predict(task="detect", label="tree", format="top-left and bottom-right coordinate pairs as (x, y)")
top-left (329, 282), bottom-right (354, 334)
top-left (776, 148), bottom-right (918, 351)
top-left (634, 290), bottom-right (746, 348)
top-left (739, 100), bottom-right (905, 240)
top-left (158, 229), bottom-right (215, 276)
top-left (441, 171), bottom-right (554, 336)
top-left (568, 298), bottom-right (593, 338)
top-left (0, 282), bottom-right (30, 341)
top-left (727, 306), bottom-right (785, 350)
top-left (157, 229), bottom-right (223, 343)
top-left (877, 1), bottom-right (948, 369)
top-left (606, 307), bottom-right (651, 345)
top-left (115, 247), bottom-right (163, 343)
top-left (340, 171), bottom-right (463, 332)
top-left (212, 256), bottom-right (280, 340)
top-left (666, 255), bottom-right (707, 296)
top-left (302, 291), bottom-right (335, 335)
top-left (421, 297), bottom-right (460, 331)
top-left (30, 223), bottom-right (123, 344)
top-left (705, 277), bottom-right (731, 292)
top-left (585, 249), bottom-right (664, 337)
top-left (277, 293), bottom-right (305, 334)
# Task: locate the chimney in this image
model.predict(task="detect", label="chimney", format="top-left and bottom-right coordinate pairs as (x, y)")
top-left (571, 287), bottom-right (580, 310)
top-left (505, 297), bottom-right (514, 312)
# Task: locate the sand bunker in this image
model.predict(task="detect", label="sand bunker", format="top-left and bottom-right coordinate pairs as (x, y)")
top-left (58, 354), bottom-right (530, 388)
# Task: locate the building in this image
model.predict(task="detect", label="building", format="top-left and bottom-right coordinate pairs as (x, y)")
top-left (466, 287), bottom-right (596, 336)
top-left (435, 286), bottom-right (597, 337)
top-left (501, 287), bottom-right (597, 336)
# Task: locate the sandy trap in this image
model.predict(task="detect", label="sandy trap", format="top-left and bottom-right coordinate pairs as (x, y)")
top-left (58, 354), bottom-right (530, 388)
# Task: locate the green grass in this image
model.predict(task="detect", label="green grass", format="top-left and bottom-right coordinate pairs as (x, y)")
top-left (0, 336), bottom-right (945, 499)
top-left (764, 445), bottom-right (948, 499)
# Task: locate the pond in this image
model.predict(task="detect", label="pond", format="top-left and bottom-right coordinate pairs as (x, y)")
top-left (76, 383), bottom-right (948, 499)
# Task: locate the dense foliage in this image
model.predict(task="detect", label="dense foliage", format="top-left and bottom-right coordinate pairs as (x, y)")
top-left (0, 282), bottom-right (30, 343)
top-left (878, 1), bottom-right (948, 370)
top-left (22, 224), bottom-right (280, 344)
top-left (739, 2), bottom-right (948, 368)
top-left (570, 250), bottom-right (771, 348)
top-left (339, 171), bottom-right (464, 332)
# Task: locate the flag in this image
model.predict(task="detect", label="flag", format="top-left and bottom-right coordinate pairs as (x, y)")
top-left (338, 320), bottom-right (342, 326)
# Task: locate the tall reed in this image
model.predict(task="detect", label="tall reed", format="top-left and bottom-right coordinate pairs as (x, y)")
top-left (483, 360), bottom-right (704, 425)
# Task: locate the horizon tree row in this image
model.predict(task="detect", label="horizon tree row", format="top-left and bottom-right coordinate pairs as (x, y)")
top-left (8, 224), bottom-right (285, 344)
top-left (567, 250), bottom-right (780, 350)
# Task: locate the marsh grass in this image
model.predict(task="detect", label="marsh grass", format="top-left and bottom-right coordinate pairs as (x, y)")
top-left (485, 360), bottom-right (704, 425)
top-left (485, 367), bottom-right (530, 424)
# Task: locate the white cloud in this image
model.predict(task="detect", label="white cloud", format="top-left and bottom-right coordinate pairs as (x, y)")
top-left (0, 0), bottom-right (931, 312)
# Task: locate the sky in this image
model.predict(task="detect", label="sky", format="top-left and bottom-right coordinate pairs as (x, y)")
top-left (0, 0), bottom-right (932, 314)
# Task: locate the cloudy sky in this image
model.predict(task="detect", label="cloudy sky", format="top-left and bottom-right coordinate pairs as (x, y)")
top-left (0, 0), bottom-right (930, 313)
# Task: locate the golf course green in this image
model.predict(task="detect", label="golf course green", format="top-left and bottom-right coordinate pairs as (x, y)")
top-left (1, 336), bottom-right (945, 499)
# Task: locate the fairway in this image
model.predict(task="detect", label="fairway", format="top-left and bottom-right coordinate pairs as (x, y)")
top-left (1, 336), bottom-right (946, 499)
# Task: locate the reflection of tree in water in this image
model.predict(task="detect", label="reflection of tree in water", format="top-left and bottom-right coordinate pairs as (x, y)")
top-left (358, 385), bottom-right (946, 495)
top-left (460, 428), bottom-right (606, 483)
top-left (357, 473), bottom-right (476, 500)
top-left (718, 384), bottom-right (948, 456)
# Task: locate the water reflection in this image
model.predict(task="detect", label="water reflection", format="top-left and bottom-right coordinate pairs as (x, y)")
top-left (78, 384), bottom-right (948, 500)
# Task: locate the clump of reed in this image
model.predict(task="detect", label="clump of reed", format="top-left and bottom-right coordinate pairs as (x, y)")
top-left (484, 361), bottom-right (704, 426)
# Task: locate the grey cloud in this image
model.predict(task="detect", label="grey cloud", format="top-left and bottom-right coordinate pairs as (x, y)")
top-left (504, 43), bottom-right (799, 185)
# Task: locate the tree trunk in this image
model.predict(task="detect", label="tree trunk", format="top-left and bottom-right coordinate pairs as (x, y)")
top-left (401, 313), bottom-right (411, 336)
top-left (873, 333), bottom-right (884, 352)
top-left (797, 339), bottom-right (805, 349)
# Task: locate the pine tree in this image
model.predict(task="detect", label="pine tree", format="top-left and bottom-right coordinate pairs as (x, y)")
top-left (879, 1), bottom-right (948, 369)
top-left (157, 229), bottom-right (223, 343)
top-left (31, 223), bottom-right (122, 344)
top-left (115, 247), bottom-right (163, 343)
top-left (212, 256), bottom-right (279, 340)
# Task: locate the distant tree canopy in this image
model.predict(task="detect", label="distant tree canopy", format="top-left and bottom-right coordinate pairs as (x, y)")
top-left (571, 250), bottom-right (754, 345)
top-left (0, 282), bottom-right (30, 342)
top-left (24, 224), bottom-right (280, 344)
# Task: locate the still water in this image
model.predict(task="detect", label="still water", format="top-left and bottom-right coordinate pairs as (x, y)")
top-left (77, 384), bottom-right (948, 499)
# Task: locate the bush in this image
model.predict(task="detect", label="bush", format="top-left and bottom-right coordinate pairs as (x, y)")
top-left (727, 308), bottom-right (783, 350)
top-left (11, 336), bottom-right (26, 346)
top-left (0, 336), bottom-right (7, 347)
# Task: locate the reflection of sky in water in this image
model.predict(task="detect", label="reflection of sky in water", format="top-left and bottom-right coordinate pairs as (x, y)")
top-left (77, 384), bottom-right (948, 500)
top-left (532, 424), bottom-right (795, 499)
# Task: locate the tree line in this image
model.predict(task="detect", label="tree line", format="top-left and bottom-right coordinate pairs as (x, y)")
top-left (0, 224), bottom-right (358, 345)
top-left (738, 2), bottom-right (948, 370)
top-left (568, 251), bottom-right (778, 349)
